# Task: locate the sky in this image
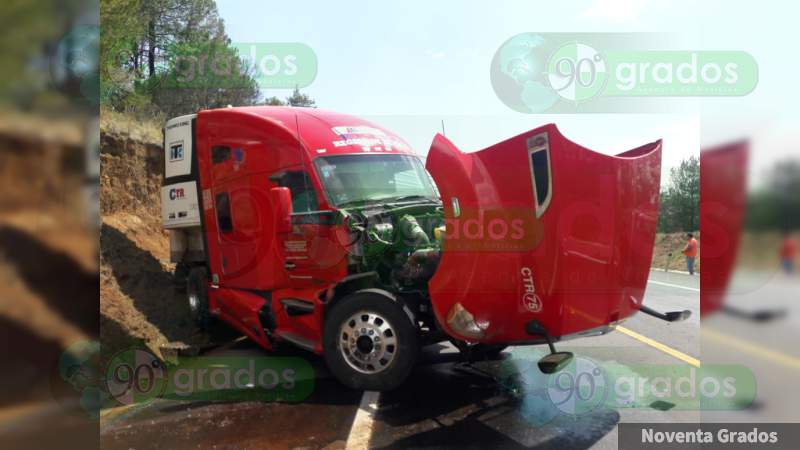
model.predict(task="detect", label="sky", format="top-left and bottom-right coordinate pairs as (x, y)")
top-left (217, 0), bottom-right (800, 187)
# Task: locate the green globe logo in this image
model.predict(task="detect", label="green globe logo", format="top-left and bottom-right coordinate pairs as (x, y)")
top-left (546, 355), bottom-right (609, 416)
top-left (50, 340), bottom-right (106, 418)
top-left (491, 34), bottom-right (559, 113)
top-left (105, 347), bottom-right (168, 406)
top-left (50, 25), bottom-right (99, 105)
top-left (491, 34), bottom-right (608, 112)
top-left (547, 42), bottom-right (608, 103)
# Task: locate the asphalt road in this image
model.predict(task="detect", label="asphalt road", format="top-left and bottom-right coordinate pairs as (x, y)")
top-left (98, 270), bottom-right (703, 450)
top-left (700, 269), bottom-right (800, 423)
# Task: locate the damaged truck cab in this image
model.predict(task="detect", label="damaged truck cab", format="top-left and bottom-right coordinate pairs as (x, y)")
top-left (162, 106), bottom-right (681, 390)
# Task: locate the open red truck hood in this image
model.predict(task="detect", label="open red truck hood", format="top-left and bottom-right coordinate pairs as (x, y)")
top-left (425, 124), bottom-right (662, 343)
top-left (699, 141), bottom-right (748, 317)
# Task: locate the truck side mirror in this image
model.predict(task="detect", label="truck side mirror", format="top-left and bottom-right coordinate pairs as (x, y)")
top-left (271, 187), bottom-right (293, 233)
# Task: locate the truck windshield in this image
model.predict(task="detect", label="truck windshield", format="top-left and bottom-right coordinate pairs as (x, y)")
top-left (314, 154), bottom-right (438, 207)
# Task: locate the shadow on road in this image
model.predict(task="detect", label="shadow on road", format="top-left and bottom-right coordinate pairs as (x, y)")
top-left (374, 347), bottom-right (620, 449)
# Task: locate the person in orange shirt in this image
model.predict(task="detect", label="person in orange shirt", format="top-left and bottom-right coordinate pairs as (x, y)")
top-left (780, 232), bottom-right (797, 274)
top-left (682, 232), bottom-right (698, 275)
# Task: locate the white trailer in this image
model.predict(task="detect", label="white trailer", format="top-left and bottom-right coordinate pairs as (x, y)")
top-left (162, 114), bottom-right (205, 269)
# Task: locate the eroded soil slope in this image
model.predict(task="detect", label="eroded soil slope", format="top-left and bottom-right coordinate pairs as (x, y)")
top-left (100, 113), bottom-right (209, 359)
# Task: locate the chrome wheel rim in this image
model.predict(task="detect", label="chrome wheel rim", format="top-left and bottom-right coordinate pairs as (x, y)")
top-left (187, 287), bottom-right (199, 315)
top-left (339, 311), bottom-right (397, 374)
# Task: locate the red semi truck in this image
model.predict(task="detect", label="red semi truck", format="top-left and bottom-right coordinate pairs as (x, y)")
top-left (161, 106), bottom-right (688, 390)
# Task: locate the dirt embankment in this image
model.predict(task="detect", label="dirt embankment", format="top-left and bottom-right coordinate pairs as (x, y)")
top-left (100, 112), bottom-right (208, 360)
top-left (0, 111), bottom-right (97, 407)
top-left (735, 232), bottom-right (786, 271)
top-left (651, 231), bottom-right (788, 273)
top-left (651, 232), bottom-right (701, 272)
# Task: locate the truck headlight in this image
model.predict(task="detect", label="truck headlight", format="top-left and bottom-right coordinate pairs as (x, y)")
top-left (446, 303), bottom-right (486, 340)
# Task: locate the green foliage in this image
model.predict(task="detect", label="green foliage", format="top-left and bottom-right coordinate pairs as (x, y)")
top-left (658, 155), bottom-right (700, 233)
top-left (99, 0), bottom-right (318, 116)
top-left (264, 96), bottom-right (286, 106)
top-left (745, 159), bottom-right (800, 231)
top-left (100, 0), bottom-right (143, 80)
top-left (147, 39), bottom-right (260, 117)
top-left (286, 87), bottom-right (316, 107)
top-left (657, 189), bottom-right (682, 233)
top-left (100, 0), bottom-right (301, 117)
top-left (0, 0), bottom-right (93, 108)
top-left (0, 0), bottom-right (58, 94)
top-left (262, 88), bottom-right (317, 107)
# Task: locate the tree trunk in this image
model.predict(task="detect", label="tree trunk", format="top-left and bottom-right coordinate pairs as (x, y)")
top-left (148, 20), bottom-right (156, 77)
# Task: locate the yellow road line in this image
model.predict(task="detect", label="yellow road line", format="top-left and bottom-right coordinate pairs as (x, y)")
top-left (615, 325), bottom-right (701, 367)
top-left (99, 403), bottom-right (139, 427)
top-left (702, 327), bottom-right (800, 370)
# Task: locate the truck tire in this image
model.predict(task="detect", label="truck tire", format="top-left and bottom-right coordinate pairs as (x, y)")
top-left (323, 291), bottom-right (419, 391)
top-left (173, 262), bottom-right (190, 293)
top-left (186, 267), bottom-right (210, 330)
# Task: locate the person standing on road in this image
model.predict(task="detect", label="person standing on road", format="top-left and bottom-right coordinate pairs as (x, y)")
top-left (780, 232), bottom-right (797, 274)
top-left (682, 233), bottom-right (698, 275)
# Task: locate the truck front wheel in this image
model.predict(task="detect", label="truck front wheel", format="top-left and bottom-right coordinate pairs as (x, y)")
top-left (186, 267), bottom-right (210, 330)
top-left (173, 262), bottom-right (191, 293)
top-left (323, 291), bottom-right (419, 391)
